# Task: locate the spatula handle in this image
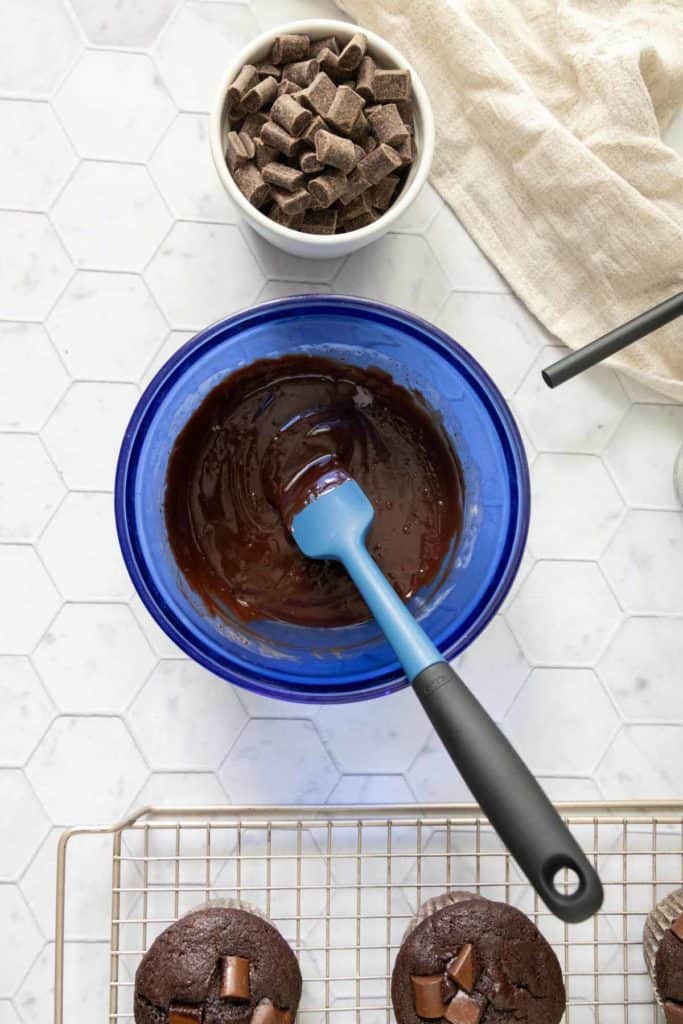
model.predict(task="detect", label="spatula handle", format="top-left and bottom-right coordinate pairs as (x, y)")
top-left (412, 661), bottom-right (603, 923)
top-left (340, 541), bottom-right (603, 922)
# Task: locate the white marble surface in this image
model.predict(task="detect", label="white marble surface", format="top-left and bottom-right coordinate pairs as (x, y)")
top-left (0, 0), bottom-right (681, 1018)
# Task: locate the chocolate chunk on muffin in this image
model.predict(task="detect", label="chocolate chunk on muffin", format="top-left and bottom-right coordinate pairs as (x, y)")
top-left (644, 887), bottom-right (683, 1021)
top-left (134, 904), bottom-right (302, 1024)
top-left (392, 892), bottom-right (565, 1024)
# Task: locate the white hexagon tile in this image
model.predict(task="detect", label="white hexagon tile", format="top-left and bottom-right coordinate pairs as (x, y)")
top-left (0, 0), bottom-right (81, 98)
top-left (42, 381), bottom-right (139, 491)
top-left (0, 2), bottom-right (682, 1019)
top-left (0, 213), bottom-right (72, 320)
top-left (0, 657), bottom-right (55, 766)
top-left (51, 162), bottom-right (171, 271)
top-left (0, 435), bottom-right (64, 541)
top-left (0, 886), bottom-right (43, 997)
top-left (127, 660), bottom-right (247, 771)
top-left (47, 271), bottom-right (167, 382)
top-left (0, 100), bottom-right (76, 211)
top-left (54, 52), bottom-right (175, 162)
top-left (0, 324), bottom-right (68, 431)
top-left (33, 604), bottom-right (155, 714)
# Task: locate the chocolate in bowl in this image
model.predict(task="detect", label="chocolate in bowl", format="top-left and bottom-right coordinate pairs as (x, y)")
top-left (164, 354), bottom-right (464, 628)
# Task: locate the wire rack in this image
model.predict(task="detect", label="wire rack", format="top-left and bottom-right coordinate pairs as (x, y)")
top-left (55, 802), bottom-right (683, 1024)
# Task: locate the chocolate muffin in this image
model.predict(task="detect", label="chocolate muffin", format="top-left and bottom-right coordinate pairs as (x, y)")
top-left (134, 904), bottom-right (302, 1024)
top-left (643, 887), bottom-right (683, 1021)
top-left (391, 892), bottom-right (565, 1024)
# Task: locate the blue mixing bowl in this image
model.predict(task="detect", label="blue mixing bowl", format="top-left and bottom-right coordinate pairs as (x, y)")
top-left (115, 296), bottom-right (529, 704)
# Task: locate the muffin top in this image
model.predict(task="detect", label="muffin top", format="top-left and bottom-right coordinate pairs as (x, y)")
top-left (655, 910), bottom-right (683, 1015)
top-left (134, 906), bottom-right (302, 1024)
top-left (391, 895), bottom-right (565, 1024)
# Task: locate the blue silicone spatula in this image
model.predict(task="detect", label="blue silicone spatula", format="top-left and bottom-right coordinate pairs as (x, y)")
top-left (290, 473), bottom-right (603, 923)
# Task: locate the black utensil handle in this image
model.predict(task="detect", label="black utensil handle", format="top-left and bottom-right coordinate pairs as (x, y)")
top-left (413, 661), bottom-right (603, 923)
top-left (542, 290), bottom-right (683, 388)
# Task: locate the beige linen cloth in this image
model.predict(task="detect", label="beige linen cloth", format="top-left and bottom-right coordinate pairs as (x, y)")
top-left (336, 0), bottom-right (683, 401)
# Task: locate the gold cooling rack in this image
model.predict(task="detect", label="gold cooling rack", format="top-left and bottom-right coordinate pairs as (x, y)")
top-left (55, 802), bottom-right (683, 1024)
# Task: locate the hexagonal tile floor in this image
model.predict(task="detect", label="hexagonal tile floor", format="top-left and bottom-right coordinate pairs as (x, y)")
top-left (0, 1), bottom-right (681, 1017)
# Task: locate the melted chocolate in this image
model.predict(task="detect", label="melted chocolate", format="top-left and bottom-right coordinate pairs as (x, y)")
top-left (164, 355), bottom-right (464, 627)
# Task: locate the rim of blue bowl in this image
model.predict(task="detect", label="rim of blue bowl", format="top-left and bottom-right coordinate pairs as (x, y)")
top-left (115, 295), bottom-right (530, 704)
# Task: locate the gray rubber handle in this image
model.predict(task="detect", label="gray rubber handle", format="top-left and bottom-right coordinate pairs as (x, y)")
top-left (412, 661), bottom-right (603, 923)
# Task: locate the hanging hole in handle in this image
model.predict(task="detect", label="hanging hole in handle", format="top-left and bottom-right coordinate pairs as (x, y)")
top-left (541, 855), bottom-right (603, 921)
top-left (552, 865), bottom-right (581, 896)
top-left (541, 856), bottom-right (586, 902)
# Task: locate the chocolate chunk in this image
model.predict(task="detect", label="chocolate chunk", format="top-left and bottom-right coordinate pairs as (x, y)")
top-left (228, 65), bottom-right (258, 107)
top-left (271, 94), bottom-right (313, 136)
top-left (349, 110), bottom-right (369, 143)
top-left (242, 76), bottom-right (278, 112)
top-left (254, 137), bottom-right (278, 169)
top-left (665, 1004), bottom-right (683, 1024)
top-left (367, 103), bottom-right (410, 147)
top-left (262, 161), bottom-right (306, 192)
top-left (238, 132), bottom-right (255, 160)
top-left (396, 134), bottom-right (415, 165)
top-left (370, 174), bottom-right (399, 210)
top-left (219, 955), bottom-right (250, 1001)
top-left (337, 32), bottom-right (367, 73)
top-left (271, 34), bottom-right (310, 65)
top-left (325, 85), bottom-right (365, 135)
top-left (233, 163), bottom-right (270, 208)
top-left (225, 131), bottom-right (250, 172)
top-left (261, 120), bottom-right (302, 158)
top-left (672, 913), bottom-right (683, 942)
top-left (301, 114), bottom-right (327, 146)
top-left (373, 68), bottom-right (412, 102)
top-left (301, 208), bottom-right (338, 234)
top-left (252, 999), bottom-right (292, 1024)
top-left (396, 99), bottom-right (414, 128)
top-left (315, 129), bottom-right (359, 174)
top-left (283, 58), bottom-right (320, 87)
top-left (410, 975), bottom-right (447, 1019)
top-left (316, 47), bottom-right (341, 81)
top-left (299, 71), bottom-right (337, 117)
top-left (310, 36), bottom-right (340, 58)
top-left (277, 79), bottom-right (300, 97)
top-left (270, 186), bottom-right (312, 216)
top-left (227, 107), bottom-right (247, 128)
top-left (267, 204), bottom-right (305, 230)
top-left (357, 142), bottom-right (402, 184)
top-left (446, 944), bottom-right (479, 993)
top-left (344, 209), bottom-right (377, 231)
top-left (340, 168), bottom-right (371, 205)
top-left (300, 150), bottom-right (324, 174)
top-left (444, 992), bottom-right (482, 1024)
top-left (342, 191), bottom-right (372, 221)
top-left (254, 62), bottom-right (281, 79)
top-left (356, 55), bottom-right (376, 101)
top-left (364, 134), bottom-right (378, 152)
top-left (308, 169), bottom-right (347, 208)
top-left (169, 1007), bottom-right (203, 1024)
top-left (240, 112), bottom-right (268, 138)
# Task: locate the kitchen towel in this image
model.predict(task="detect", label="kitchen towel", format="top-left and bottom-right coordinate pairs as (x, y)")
top-left (335, 0), bottom-right (683, 402)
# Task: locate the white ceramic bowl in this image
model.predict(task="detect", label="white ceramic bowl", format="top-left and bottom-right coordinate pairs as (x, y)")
top-left (209, 18), bottom-right (435, 259)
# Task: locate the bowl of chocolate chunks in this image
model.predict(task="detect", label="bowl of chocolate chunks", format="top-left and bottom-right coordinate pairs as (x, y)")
top-left (209, 19), bottom-right (435, 258)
